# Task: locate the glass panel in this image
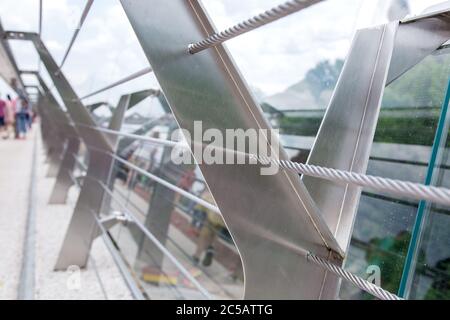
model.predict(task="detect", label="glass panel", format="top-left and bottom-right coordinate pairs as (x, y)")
top-left (103, 118), bottom-right (245, 299)
top-left (407, 75), bottom-right (450, 299)
top-left (408, 200), bottom-right (450, 299)
top-left (340, 49), bottom-right (450, 299)
top-left (198, 0), bottom-right (450, 298)
top-left (62, 0), bottom-right (158, 104)
top-left (201, 0), bottom-right (360, 110)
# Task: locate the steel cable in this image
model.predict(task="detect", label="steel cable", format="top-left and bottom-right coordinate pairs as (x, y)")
top-left (254, 155), bottom-right (450, 207)
top-left (306, 252), bottom-right (403, 300)
top-left (62, 123), bottom-right (450, 207)
top-left (188, 0), bottom-right (323, 54)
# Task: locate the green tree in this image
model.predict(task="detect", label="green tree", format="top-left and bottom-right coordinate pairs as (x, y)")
top-left (304, 59), bottom-right (344, 101)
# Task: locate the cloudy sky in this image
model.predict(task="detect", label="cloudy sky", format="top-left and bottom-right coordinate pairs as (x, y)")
top-left (0, 0), bottom-right (446, 117)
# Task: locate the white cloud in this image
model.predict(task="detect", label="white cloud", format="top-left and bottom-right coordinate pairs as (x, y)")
top-left (0, 0), bottom-right (447, 107)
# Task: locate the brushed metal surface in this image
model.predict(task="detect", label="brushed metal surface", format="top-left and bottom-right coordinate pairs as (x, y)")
top-left (22, 71), bottom-right (81, 204)
top-left (95, 89), bottom-right (160, 237)
top-left (387, 10), bottom-right (450, 85)
top-left (54, 150), bottom-right (114, 269)
top-left (48, 137), bottom-right (80, 204)
top-left (107, 89), bottom-right (159, 145)
top-left (0, 22), bottom-right (26, 95)
top-left (303, 23), bottom-right (398, 252)
top-left (107, 94), bottom-right (131, 146)
top-left (303, 9), bottom-right (450, 256)
top-left (3, 31), bottom-right (120, 269)
top-left (4, 31), bottom-right (113, 152)
top-left (121, 0), bottom-right (342, 299)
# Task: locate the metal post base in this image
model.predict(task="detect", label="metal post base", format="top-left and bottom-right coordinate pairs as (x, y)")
top-left (49, 138), bottom-right (80, 204)
top-left (54, 150), bottom-right (113, 270)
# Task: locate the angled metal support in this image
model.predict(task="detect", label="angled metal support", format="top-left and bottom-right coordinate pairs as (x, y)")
top-left (387, 9), bottom-right (450, 85)
top-left (37, 98), bottom-right (53, 149)
top-left (108, 88), bottom-right (159, 134)
top-left (34, 75), bottom-right (80, 204)
top-left (21, 70), bottom-right (81, 195)
top-left (48, 137), bottom-right (81, 204)
top-left (304, 8), bottom-right (450, 256)
top-left (91, 88), bottom-right (160, 237)
top-left (86, 101), bottom-right (112, 113)
top-left (121, 0), bottom-right (342, 299)
top-left (21, 71), bottom-right (66, 175)
top-left (20, 81), bottom-right (59, 149)
top-left (0, 22), bottom-right (27, 98)
top-left (116, 91), bottom-right (169, 154)
top-left (4, 31), bottom-right (117, 270)
top-left (303, 23), bottom-right (399, 251)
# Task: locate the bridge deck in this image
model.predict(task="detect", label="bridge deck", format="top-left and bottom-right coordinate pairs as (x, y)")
top-left (0, 126), bottom-right (131, 299)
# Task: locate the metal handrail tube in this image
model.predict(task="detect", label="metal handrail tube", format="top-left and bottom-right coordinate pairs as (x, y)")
top-left (109, 152), bottom-right (220, 213)
top-left (94, 126), bottom-right (183, 149)
top-left (90, 210), bottom-right (146, 300)
top-left (48, 119), bottom-right (450, 207)
top-left (72, 153), bottom-right (88, 171)
top-left (55, 121), bottom-right (185, 149)
top-left (92, 179), bottom-right (213, 299)
top-left (59, 0), bottom-right (94, 69)
top-left (79, 67), bottom-right (153, 100)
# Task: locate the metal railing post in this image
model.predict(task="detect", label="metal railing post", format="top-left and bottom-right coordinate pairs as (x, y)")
top-left (4, 31), bottom-right (116, 269)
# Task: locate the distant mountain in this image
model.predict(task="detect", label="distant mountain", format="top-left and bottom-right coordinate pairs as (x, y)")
top-left (263, 59), bottom-right (344, 111)
top-left (264, 81), bottom-right (333, 110)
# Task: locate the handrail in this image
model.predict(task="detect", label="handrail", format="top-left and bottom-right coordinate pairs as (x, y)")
top-left (75, 124), bottom-right (450, 172)
top-left (92, 126), bottom-right (182, 148)
top-left (59, 0), bottom-right (94, 69)
top-left (81, 125), bottom-right (450, 207)
top-left (92, 178), bottom-right (213, 299)
top-left (109, 152), bottom-right (220, 213)
top-left (79, 67), bottom-right (153, 100)
top-left (90, 210), bottom-right (146, 300)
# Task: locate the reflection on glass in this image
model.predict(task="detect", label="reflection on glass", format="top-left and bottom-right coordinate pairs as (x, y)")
top-left (102, 115), bottom-right (244, 299)
top-left (409, 202), bottom-right (450, 299)
top-left (187, 0), bottom-right (450, 299)
top-left (343, 51), bottom-right (450, 298)
top-left (256, 47), bottom-right (450, 298)
top-left (407, 90), bottom-right (450, 299)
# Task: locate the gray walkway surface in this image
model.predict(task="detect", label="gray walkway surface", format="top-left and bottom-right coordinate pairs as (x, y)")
top-left (0, 127), bottom-right (132, 300)
top-left (0, 130), bottom-right (33, 299)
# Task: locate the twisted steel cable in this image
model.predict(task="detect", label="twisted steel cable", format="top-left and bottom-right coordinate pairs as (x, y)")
top-left (188, 0), bottom-right (323, 54)
top-left (306, 252), bottom-right (403, 300)
top-left (68, 124), bottom-right (409, 299)
top-left (61, 120), bottom-right (450, 207)
top-left (254, 155), bottom-right (450, 207)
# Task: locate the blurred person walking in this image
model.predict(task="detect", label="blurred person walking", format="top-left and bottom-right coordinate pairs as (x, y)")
top-left (15, 97), bottom-right (29, 139)
top-left (192, 192), bottom-right (225, 267)
top-left (3, 94), bottom-right (16, 139)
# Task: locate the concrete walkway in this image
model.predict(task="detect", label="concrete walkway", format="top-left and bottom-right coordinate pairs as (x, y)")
top-left (0, 129), bottom-right (34, 299)
top-left (0, 127), bottom-right (132, 299)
